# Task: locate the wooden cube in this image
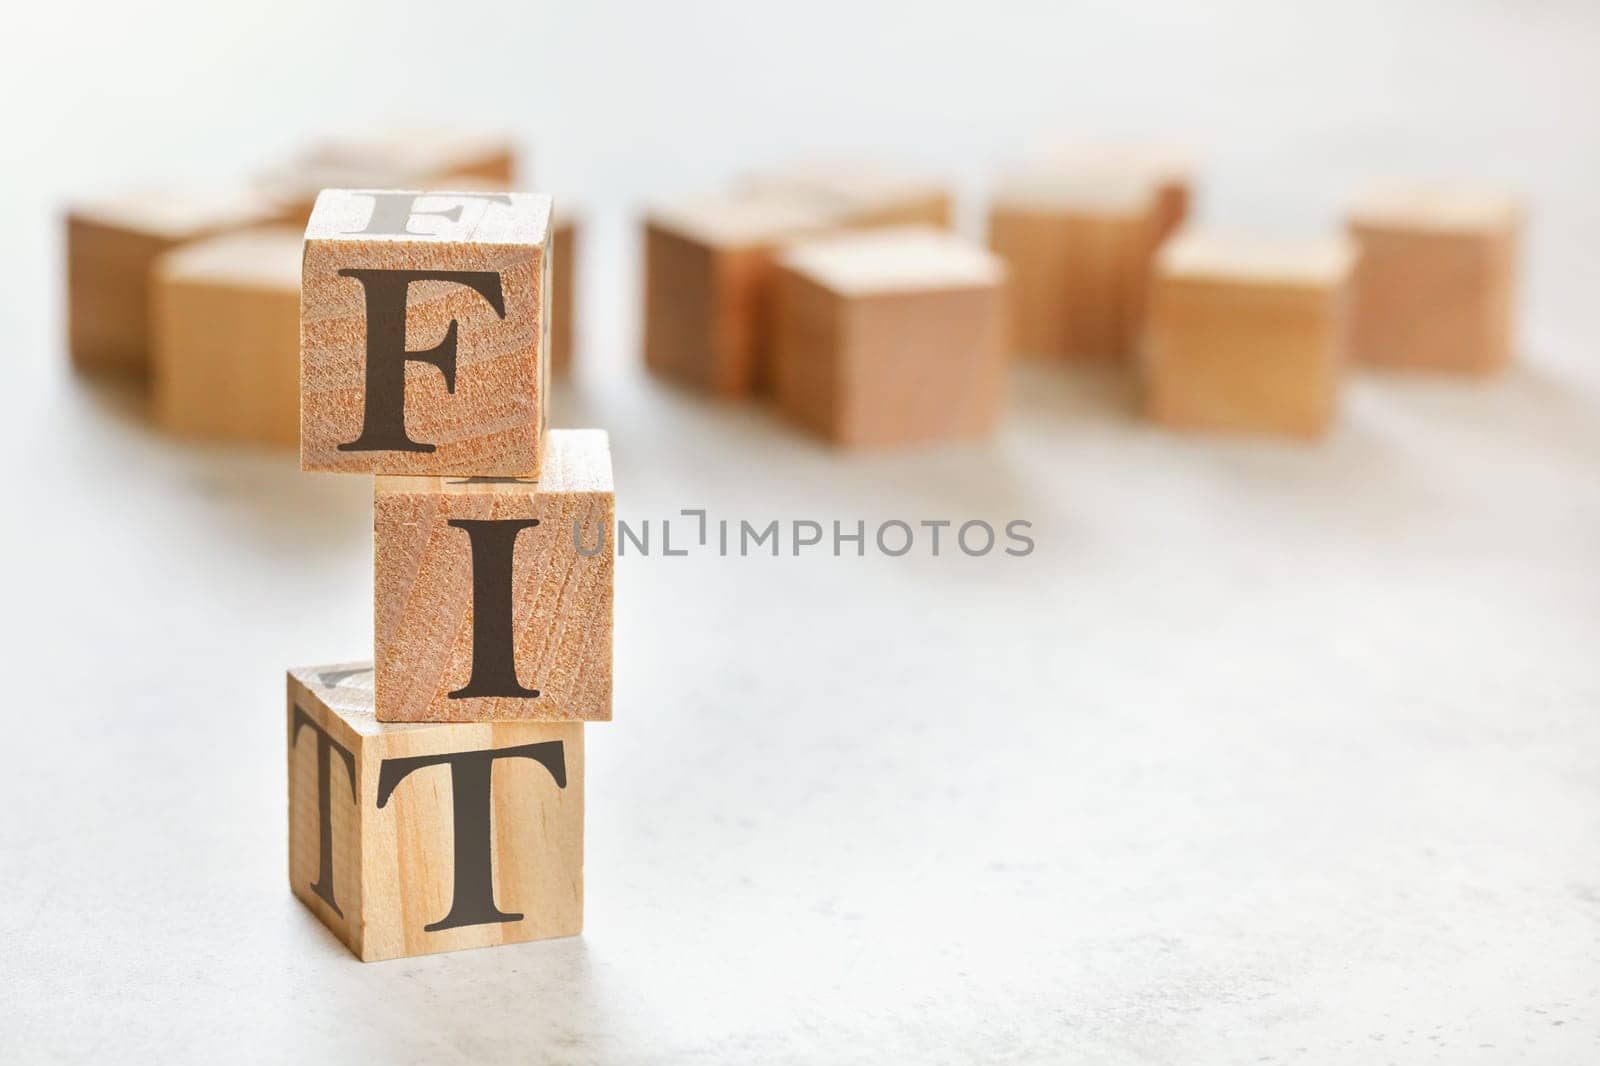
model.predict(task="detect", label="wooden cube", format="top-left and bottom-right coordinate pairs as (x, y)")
top-left (1035, 141), bottom-right (1196, 246)
top-left (300, 188), bottom-right (550, 477)
top-left (740, 158), bottom-right (952, 229)
top-left (374, 429), bottom-right (613, 723)
top-left (261, 129), bottom-right (520, 224)
top-left (288, 663), bottom-right (582, 962)
top-left (988, 169), bottom-right (1161, 361)
top-left (552, 209), bottom-right (579, 374)
top-left (643, 193), bottom-right (836, 395)
top-left (771, 227), bottom-right (1008, 446)
top-left (150, 227), bottom-right (302, 445)
top-left (1142, 232), bottom-right (1355, 439)
top-left (1346, 185), bottom-right (1522, 373)
top-left (65, 186), bottom-right (288, 374)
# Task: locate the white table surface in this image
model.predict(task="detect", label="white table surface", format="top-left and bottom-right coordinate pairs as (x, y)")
top-left (4, 2), bottom-right (1599, 1062)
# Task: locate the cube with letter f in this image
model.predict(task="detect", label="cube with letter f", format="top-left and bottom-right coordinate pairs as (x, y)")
top-left (300, 189), bottom-right (551, 476)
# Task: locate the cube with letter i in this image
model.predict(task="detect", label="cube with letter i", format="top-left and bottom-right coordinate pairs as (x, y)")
top-left (374, 429), bottom-right (614, 723)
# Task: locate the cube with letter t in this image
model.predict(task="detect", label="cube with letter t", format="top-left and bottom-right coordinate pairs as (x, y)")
top-left (300, 189), bottom-right (550, 477)
top-left (287, 664), bottom-right (583, 961)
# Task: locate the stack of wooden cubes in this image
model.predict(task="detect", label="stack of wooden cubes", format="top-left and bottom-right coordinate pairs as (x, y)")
top-left (286, 189), bottom-right (613, 962)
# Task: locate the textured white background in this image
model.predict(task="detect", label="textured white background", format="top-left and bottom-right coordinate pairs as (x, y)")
top-left (3, 1), bottom-right (1599, 1062)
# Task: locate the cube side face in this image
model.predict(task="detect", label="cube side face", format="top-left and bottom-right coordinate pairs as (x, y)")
top-left (551, 221), bottom-right (576, 373)
top-left (299, 193), bottom-right (548, 476)
top-left (360, 720), bottom-right (584, 962)
top-left (1059, 212), bottom-right (1149, 361)
top-left (287, 673), bottom-right (367, 958)
top-left (1350, 223), bottom-right (1516, 373)
top-left (374, 473), bottom-right (614, 722)
top-left (771, 268), bottom-right (846, 440)
top-left (988, 208), bottom-right (1075, 358)
top-left (67, 217), bottom-right (173, 374)
top-left (987, 206), bottom-right (1151, 361)
top-left (153, 276), bottom-right (299, 445)
top-left (643, 224), bottom-right (718, 389)
top-left (1145, 277), bottom-right (1343, 438)
top-left (1120, 213), bottom-right (1167, 355)
top-left (713, 245), bottom-right (782, 395)
top-left (837, 285), bottom-right (1007, 447)
top-left (844, 194), bottom-right (951, 231)
top-left (1150, 179), bottom-right (1191, 246)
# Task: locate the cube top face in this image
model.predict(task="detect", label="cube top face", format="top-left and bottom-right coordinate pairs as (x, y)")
top-left (300, 189), bottom-right (550, 477)
top-left (1348, 184), bottom-right (1522, 236)
top-left (286, 665), bottom-right (583, 961)
top-left (289, 661), bottom-right (386, 732)
top-left (156, 226), bottom-right (303, 290)
top-left (306, 188), bottom-right (549, 247)
top-left (740, 158), bottom-right (952, 226)
top-left (990, 165), bottom-right (1159, 219)
top-left (374, 429), bottom-right (614, 723)
top-left (1033, 139), bottom-right (1197, 185)
top-left (69, 185), bottom-right (286, 240)
top-left (647, 192), bottom-right (835, 250)
top-left (1157, 231), bottom-right (1355, 291)
top-left (777, 226), bottom-right (1005, 299)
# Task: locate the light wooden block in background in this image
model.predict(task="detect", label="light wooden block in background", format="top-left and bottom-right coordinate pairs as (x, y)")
top-left (741, 158), bottom-right (953, 229)
top-left (643, 193), bottom-right (835, 395)
top-left (65, 187), bottom-right (288, 374)
top-left (987, 170), bottom-right (1160, 361)
top-left (288, 664), bottom-right (582, 962)
top-left (300, 188), bottom-right (551, 477)
top-left (1035, 141), bottom-right (1196, 246)
top-left (1142, 232), bottom-right (1355, 439)
top-left (1346, 185), bottom-right (1522, 373)
top-left (261, 128), bottom-right (520, 224)
top-left (772, 227), bottom-right (1008, 447)
top-left (374, 429), bottom-right (613, 723)
top-left (552, 210), bottom-right (579, 374)
top-left (150, 227), bottom-right (302, 446)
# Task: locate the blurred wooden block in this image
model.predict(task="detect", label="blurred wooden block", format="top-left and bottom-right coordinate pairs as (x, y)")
top-left (287, 663), bottom-right (582, 962)
top-left (1036, 141), bottom-right (1196, 245)
top-left (1347, 185), bottom-right (1522, 373)
top-left (552, 209), bottom-right (579, 374)
top-left (772, 227), bottom-right (1007, 446)
top-left (374, 430), bottom-right (613, 723)
top-left (262, 129), bottom-right (520, 224)
top-left (65, 187), bottom-right (288, 374)
top-left (741, 159), bottom-right (952, 229)
top-left (643, 193), bottom-right (835, 395)
top-left (304, 128), bottom-right (517, 184)
top-left (300, 189), bottom-right (550, 477)
top-left (1143, 232), bottom-right (1355, 439)
top-left (987, 170), bottom-right (1159, 360)
top-left (150, 227), bottom-right (302, 446)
